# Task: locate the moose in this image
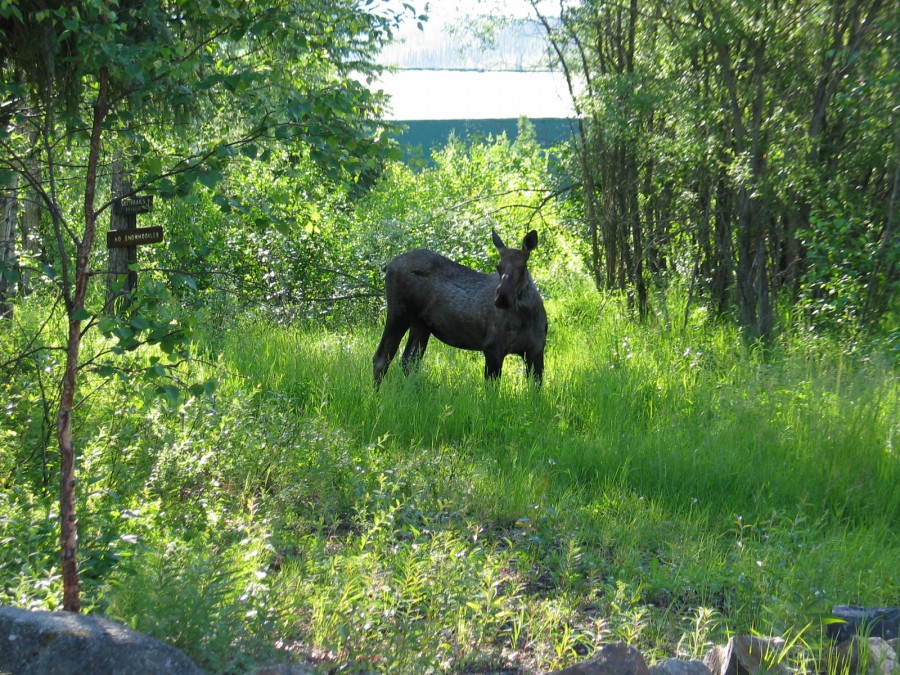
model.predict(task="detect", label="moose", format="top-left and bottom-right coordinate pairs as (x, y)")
top-left (373, 230), bottom-right (547, 387)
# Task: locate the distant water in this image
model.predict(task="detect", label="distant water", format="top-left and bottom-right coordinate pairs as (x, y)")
top-left (373, 69), bottom-right (575, 121)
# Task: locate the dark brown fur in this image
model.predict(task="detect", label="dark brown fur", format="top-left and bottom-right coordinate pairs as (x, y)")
top-left (373, 230), bottom-right (547, 386)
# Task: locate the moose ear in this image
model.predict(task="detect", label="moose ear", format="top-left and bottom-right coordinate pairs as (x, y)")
top-left (523, 230), bottom-right (538, 253)
top-left (492, 230), bottom-right (507, 251)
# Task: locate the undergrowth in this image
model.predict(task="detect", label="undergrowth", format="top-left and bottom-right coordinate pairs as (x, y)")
top-left (0, 294), bottom-right (897, 673)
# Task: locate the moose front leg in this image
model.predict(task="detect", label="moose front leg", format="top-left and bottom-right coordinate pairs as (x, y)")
top-left (483, 347), bottom-right (505, 381)
top-left (401, 321), bottom-right (431, 375)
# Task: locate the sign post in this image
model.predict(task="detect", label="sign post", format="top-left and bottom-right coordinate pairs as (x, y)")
top-left (105, 163), bottom-right (162, 312)
top-left (107, 225), bottom-right (163, 249)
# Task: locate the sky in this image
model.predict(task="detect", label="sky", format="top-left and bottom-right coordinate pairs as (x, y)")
top-left (379, 0), bottom-right (545, 24)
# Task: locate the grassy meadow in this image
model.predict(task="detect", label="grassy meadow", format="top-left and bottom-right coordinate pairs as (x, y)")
top-left (1, 292), bottom-right (898, 673)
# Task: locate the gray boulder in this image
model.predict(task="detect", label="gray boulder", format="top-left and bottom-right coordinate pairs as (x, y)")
top-left (829, 637), bottom-right (898, 675)
top-left (252, 665), bottom-right (316, 675)
top-left (545, 642), bottom-right (651, 674)
top-left (649, 657), bottom-right (712, 675)
top-left (703, 635), bottom-right (788, 675)
top-left (828, 607), bottom-right (900, 644)
top-left (0, 605), bottom-right (204, 675)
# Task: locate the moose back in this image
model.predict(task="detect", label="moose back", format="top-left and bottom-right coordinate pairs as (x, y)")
top-left (373, 230), bottom-right (547, 387)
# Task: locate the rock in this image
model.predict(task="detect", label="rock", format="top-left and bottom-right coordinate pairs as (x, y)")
top-left (703, 636), bottom-right (789, 675)
top-left (828, 607), bottom-right (900, 643)
top-left (829, 637), bottom-right (898, 675)
top-left (649, 657), bottom-right (712, 674)
top-left (0, 605), bottom-right (204, 675)
top-left (546, 642), bottom-right (651, 674)
top-left (252, 666), bottom-right (316, 675)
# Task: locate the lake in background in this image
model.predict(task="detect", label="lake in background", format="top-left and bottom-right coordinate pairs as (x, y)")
top-left (372, 7), bottom-right (576, 157)
top-left (375, 69), bottom-right (574, 120)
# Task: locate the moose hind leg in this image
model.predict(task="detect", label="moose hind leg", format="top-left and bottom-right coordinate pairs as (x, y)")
top-left (401, 321), bottom-right (431, 375)
top-left (525, 350), bottom-right (544, 386)
top-left (373, 314), bottom-right (410, 387)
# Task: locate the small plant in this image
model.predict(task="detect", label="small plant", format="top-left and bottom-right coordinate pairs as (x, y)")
top-left (677, 607), bottom-right (720, 660)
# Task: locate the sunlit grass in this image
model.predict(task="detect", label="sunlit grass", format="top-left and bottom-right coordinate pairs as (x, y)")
top-left (198, 306), bottom-right (898, 669)
top-left (1, 296), bottom-right (897, 672)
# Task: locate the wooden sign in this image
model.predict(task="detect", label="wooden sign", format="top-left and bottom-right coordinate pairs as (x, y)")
top-left (116, 195), bottom-right (154, 215)
top-left (107, 226), bottom-right (164, 248)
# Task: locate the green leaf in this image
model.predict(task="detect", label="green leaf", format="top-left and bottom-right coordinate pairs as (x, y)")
top-left (212, 194), bottom-right (232, 214)
top-left (198, 169), bottom-right (224, 189)
top-left (179, 274), bottom-right (197, 291)
top-left (159, 334), bottom-right (180, 354)
top-left (156, 178), bottom-right (176, 197)
top-left (157, 384), bottom-right (180, 404)
top-left (1, 3), bottom-right (24, 21)
top-left (0, 263), bottom-right (21, 283)
top-left (113, 325), bottom-right (134, 341)
top-left (72, 307), bottom-right (92, 321)
top-left (98, 316), bottom-right (118, 333)
top-left (270, 218), bottom-right (291, 235)
top-left (143, 155), bottom-right (164, 177)
top-left (129, 316), bottom-right (150, 331)
top-left (96, 364), bottom-right (118, 378)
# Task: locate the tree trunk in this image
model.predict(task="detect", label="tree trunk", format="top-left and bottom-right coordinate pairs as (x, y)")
top-left (631, 170), bottom-right (647, 320)
top-left (0, 175), bottom-right (19, 318)
top-left (20, 130), bottom-right (43, 296)
top-left (860, 162), bottom-right (898, 328)
top-left (717, 35), bottom-right (772, 339)
top-left (580, 119), bottom-right (604, 291)
top-left (711, 174), bottom-right (734, 316)
top-left (58, 66), bottom-right (110, 613)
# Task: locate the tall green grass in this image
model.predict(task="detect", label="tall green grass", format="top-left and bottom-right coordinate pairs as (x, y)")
top-left (220, 301), bottom-right (898, 527)
top-left (194, 297), bottom-right (897, 669)
top-left (0, 293), bottom-right (897, 672)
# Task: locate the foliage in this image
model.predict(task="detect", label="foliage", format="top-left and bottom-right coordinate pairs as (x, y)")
top-left (529, 0), bottom-right (897, 339)
top-left (138, 119), bottom-right (588, 328)
top-left (139, 147), bottom-right (366, 325)
top-left (0, 0), bottom-right (412, 609)
top-left (351, 118), bottom-right (584, 297)
top-left (800, 202), bottom-right (900, 336)
top-left (358, 119), bottom-right (555, 269)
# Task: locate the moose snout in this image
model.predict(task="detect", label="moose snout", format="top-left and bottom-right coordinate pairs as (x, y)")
top-left (494, 275), bottom-right (515, 309)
